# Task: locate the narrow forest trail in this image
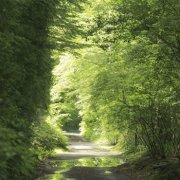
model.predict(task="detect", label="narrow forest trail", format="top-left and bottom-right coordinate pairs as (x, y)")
top-left (37, 132), bottom-right (132, 180)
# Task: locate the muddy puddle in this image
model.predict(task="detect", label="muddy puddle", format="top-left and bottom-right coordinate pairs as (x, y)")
top-left (37, 157), bottom-right (124, 180)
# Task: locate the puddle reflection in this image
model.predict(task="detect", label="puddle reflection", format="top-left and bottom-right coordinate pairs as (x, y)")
top-left (53, 157), bottom-right (123, 168)
top-left (38, 157), bottom-right (123, 180)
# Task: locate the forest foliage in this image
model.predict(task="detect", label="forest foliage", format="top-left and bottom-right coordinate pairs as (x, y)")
top-left (0, 0), bottom-right (83, 179)
top-left (56, 0), bottom-right (180, 160)
top-left (0, 0), bottom-right (179, 179)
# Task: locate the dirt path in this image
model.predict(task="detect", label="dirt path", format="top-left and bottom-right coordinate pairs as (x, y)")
top-left (37, 132), bottom-right (132, 180)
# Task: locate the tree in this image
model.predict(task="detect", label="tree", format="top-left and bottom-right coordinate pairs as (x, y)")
top-left (60, 0), bottom-right (180, 159)
top-left (0, 0), bottom-right (84, 179)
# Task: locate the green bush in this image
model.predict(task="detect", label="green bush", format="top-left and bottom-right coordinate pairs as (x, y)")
top-left (0, 125), bottom-right (35, 180)
top-left (0, 121), bottom-right (67, 180)
top-left (32, 119), bottom-right (68, 160)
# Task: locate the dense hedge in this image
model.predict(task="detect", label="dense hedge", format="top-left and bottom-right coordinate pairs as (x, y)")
top-left (0, 0), bottom-right (82, 179)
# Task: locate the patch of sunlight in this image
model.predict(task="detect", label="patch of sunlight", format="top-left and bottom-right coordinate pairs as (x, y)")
top-left (46, 173), bottom-right (72, 180)
top-left (54, 148), bottom-right (67, 154)
top-left (45, 169), bottom-right (72, 180)
top-left (71, 145), bottom-right (94, 150)
top-left (104, 170), bottom-right (112, 174)
top-left (64, 132), bottom-right (81, 137)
